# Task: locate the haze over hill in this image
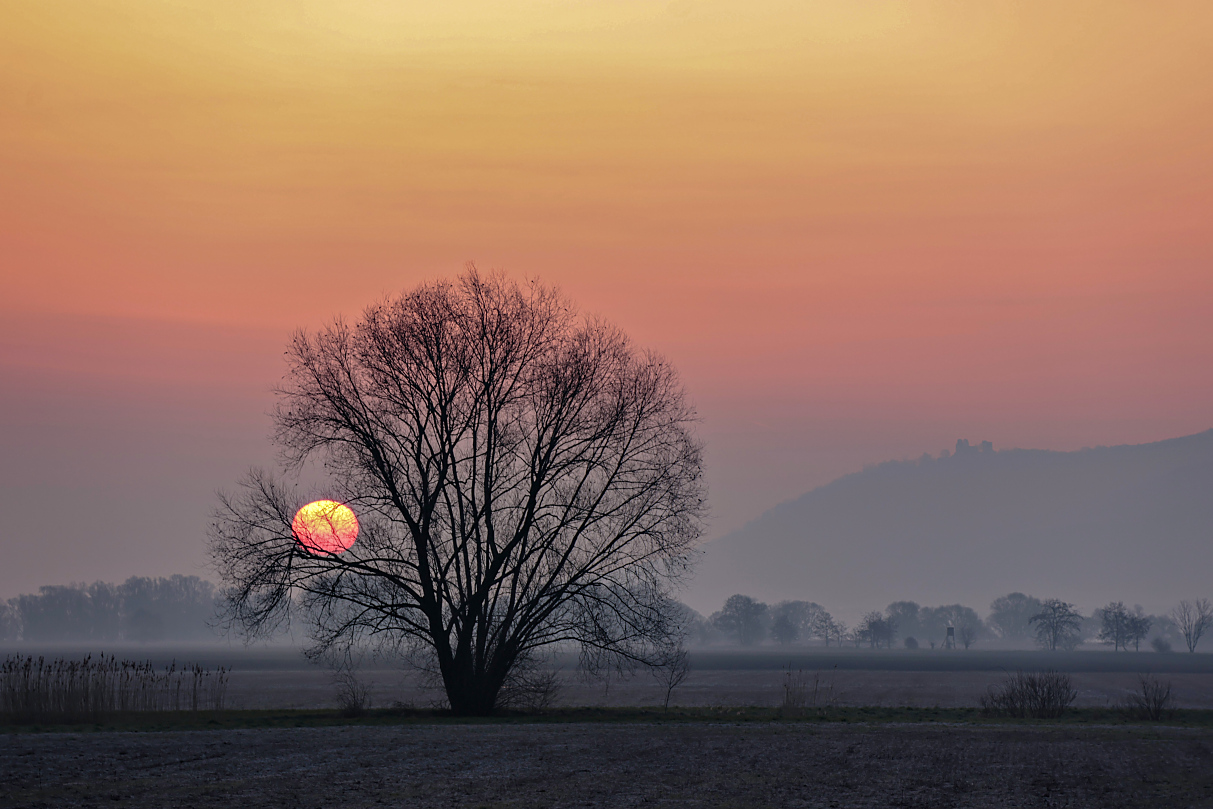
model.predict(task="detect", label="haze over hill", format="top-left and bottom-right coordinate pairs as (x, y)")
top-left (688, 430), bottom-right (1213, 620)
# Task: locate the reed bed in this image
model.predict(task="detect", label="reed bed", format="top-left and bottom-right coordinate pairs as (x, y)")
top-left (0, 654), bottom-right (229, 723)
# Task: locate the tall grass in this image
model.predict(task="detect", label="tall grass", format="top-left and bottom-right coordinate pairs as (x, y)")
top-left (0, 654), bottom-right (229, 723)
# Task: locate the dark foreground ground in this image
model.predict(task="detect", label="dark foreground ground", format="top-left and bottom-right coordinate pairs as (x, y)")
top-left (4, 721), bottom-right (1213, 808)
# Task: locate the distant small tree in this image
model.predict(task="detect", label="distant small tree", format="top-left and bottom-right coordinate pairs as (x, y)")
top-left (1151, 637), bottom-right (1172, 653)
top-left (0, 601), bottom-right (18, 642)
top-left (650, 642), bottom-right (691, 709)
top-left (711, 595), bottom-right (769, 646)
top-left (1030, 598), bottom-right (1083, 651)
top-left (903, 636), bottom-right (919, 650)
top-left (771, 612), bottom-right (799, 645)
top-left (858, 611), bottom-right (896, 649)
top-left (811, 611), bottom-right (845, 647)
top-left (1097, 602), bottom-right (1132, 651)
top-left (1171, 599), bottom-right (1213, 653)
top-left (987, 593), bottom-right (1043, 643)
top-left (958, 624), bottom-right (978, 649)
top-left (1127, 607), bottom-right (1152, 652)
top-left (770, 601), bottom-right (824, 644)
top-left (885, 601), bottom-right (922, 641)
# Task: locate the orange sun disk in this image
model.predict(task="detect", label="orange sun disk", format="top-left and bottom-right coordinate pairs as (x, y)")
top-left (292, 500), bottom-right (359, 555)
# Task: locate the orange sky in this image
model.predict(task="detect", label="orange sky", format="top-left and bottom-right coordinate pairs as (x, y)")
top-left (2, 1), bottom-right (1211, 593)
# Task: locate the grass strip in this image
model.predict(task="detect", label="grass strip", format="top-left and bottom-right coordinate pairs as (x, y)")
top-left (5, 705), bottom-right (1213, 733)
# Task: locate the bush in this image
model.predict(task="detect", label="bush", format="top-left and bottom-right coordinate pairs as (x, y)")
top-left (1124, 674), bottom-right (1173, 721)
top-left (1151, 637), bottom-right (1172, 653)
top-left (980, 671), bottom-right (1076, 718)
top-left (333, 669), bottom-right (372, 718)
top-left (903, 636), bottom-right (919, 649)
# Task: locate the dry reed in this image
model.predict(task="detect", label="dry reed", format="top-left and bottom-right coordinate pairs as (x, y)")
top-left (0, 654), bottom-right (229, 723)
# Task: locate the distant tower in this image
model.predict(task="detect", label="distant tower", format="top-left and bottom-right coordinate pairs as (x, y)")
top-left (945, 625), bottom-right (956, 650)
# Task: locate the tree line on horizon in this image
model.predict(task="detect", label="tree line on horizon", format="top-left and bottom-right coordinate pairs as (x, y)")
top-left (0, 576), bottom-right (217, 643)
top-left (5, 576), bottom-right (1211, 656)
top-left (686, 593), bottom-right (1213, 653)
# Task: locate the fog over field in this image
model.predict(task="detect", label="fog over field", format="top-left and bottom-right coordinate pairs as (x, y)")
top-left (690, 430), bottom-right (1213, 619)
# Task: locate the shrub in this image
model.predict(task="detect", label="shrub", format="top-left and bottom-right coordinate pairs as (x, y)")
top-left (980, 671), bottom-right (1076, 718)
top-left (1151, 637), bottom-right (1172, 653)
top-left (333, 669), bottom-right (372, 718)
top-left (903, 637), bottom-right (919, 650)
top-left (1124, 674), bottom-right (1173, 721)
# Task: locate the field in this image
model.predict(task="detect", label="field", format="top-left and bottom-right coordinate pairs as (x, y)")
top-left (6, 645), bottom-right (1213, 711)
top-left (5, 720), bottom-right (1213, 808)
top-left (5, 645), bottom-right (1213, 808)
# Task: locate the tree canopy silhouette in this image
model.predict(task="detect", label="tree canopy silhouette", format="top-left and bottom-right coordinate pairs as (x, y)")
top-left (209, 269), bottom-right (704, 715)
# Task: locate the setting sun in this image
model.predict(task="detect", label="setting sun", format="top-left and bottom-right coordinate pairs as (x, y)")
top-left (291, 500), bottom-right (359, 555)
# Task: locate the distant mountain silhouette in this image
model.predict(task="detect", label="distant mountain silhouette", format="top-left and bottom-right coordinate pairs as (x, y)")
top-left (689, 431), bottom-right (1213, 618)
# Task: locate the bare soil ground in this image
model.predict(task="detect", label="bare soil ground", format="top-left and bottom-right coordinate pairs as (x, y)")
top-left (4, 721), bottom-right (1213, 808)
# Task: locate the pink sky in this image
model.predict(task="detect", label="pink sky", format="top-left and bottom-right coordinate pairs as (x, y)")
top-left (2, 0), bottom-right (1211, 595)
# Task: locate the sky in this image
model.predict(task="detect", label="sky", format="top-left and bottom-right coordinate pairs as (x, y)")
top-left (2, 1), bottom-right (1212, 599)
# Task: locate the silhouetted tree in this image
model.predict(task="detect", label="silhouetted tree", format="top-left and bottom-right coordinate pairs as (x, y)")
top-left (1030, 598), bottom-right (1083, 651)
top-left (711, 595), bottom-right (769, 646)
top-left (1097, 602), bottom-right (1132, 651)
top-left (1171, 599), bottom-right (1213, 653)
top-left (671, 601), bottom-right (715, 646)
top-left (771, 612), bottom-right (798, 645)
top-left (811, 611), bottom-right (845, 647)
top-left (958, 623), bottom-right (978, 649)
top-left (209, 270), bottom-right (705, 715)
top-left (1126, 606), bottom-right (1152, 652)
top-left (987, 593), bottom-right (1043, 643)
top-left (0, 601), bottom-right (18, 642)
top-left (859, 611), bottom-right (896, 648)
top-left (771, 600), bottom-right (825, 645)
top-left (885, 601), bottom-right (922, 641)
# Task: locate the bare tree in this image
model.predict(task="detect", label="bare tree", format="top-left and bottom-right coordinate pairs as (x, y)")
top-left (771, 600), bottom-right (824, 645)
top-left (1029, 599), bottom-right (1083, 651)
top-left (958, 624), bottom-right (978, 649)
top-left (987, 592), bottom-right (1043, 643)
top-left (710, 595), bottom-right (769, 646)
top-left (858, 612), bottom-right (896, 649)
top-left (810, 611), bottom-right (844, 647)
top-left (1097, 602), bottom-right (1132, 651)
top-left (209, 269), bottom-right (705, 715)
top-left (1127, 607), bottom-right (1152, 652)
top-left (650, 642), bottom-right (691, 709)
top-left (1171, 599), bottom-right (1213, 653)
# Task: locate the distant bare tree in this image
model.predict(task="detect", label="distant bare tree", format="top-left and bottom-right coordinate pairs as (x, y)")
top-left (1127, 607), bottom-right (1152, 652)
top-left (958, 624), bottom-right (978, 649)
top-left (209, 270), bottom-right (705, 715)
top-left (771, 601), bottom-right (825, 645)
top-left (1097, 602), bottom-right (1132, 651)
top-left (711, 595), bottom-right (769, 646)
top-left (987, 592), bottom-right (1043, 642)
top-left (1030, 599), bottom-right (1083, 651)
top-left (1171, 599), bottom-right (1213, 653)
top-left (885, 601), bottom-right (922, 641)
top-left (811, 611), bottom-right (845, 647)
top-left (771, 612), bottom-right (799, 645)
top-left (650, 643), bottom-right (691, 709)
top-left (858, 612), bottom-right (896, 649)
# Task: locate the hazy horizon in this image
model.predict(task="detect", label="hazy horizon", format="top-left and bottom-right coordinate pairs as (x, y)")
top-left (3, 2), bottom-right (1212, 608)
